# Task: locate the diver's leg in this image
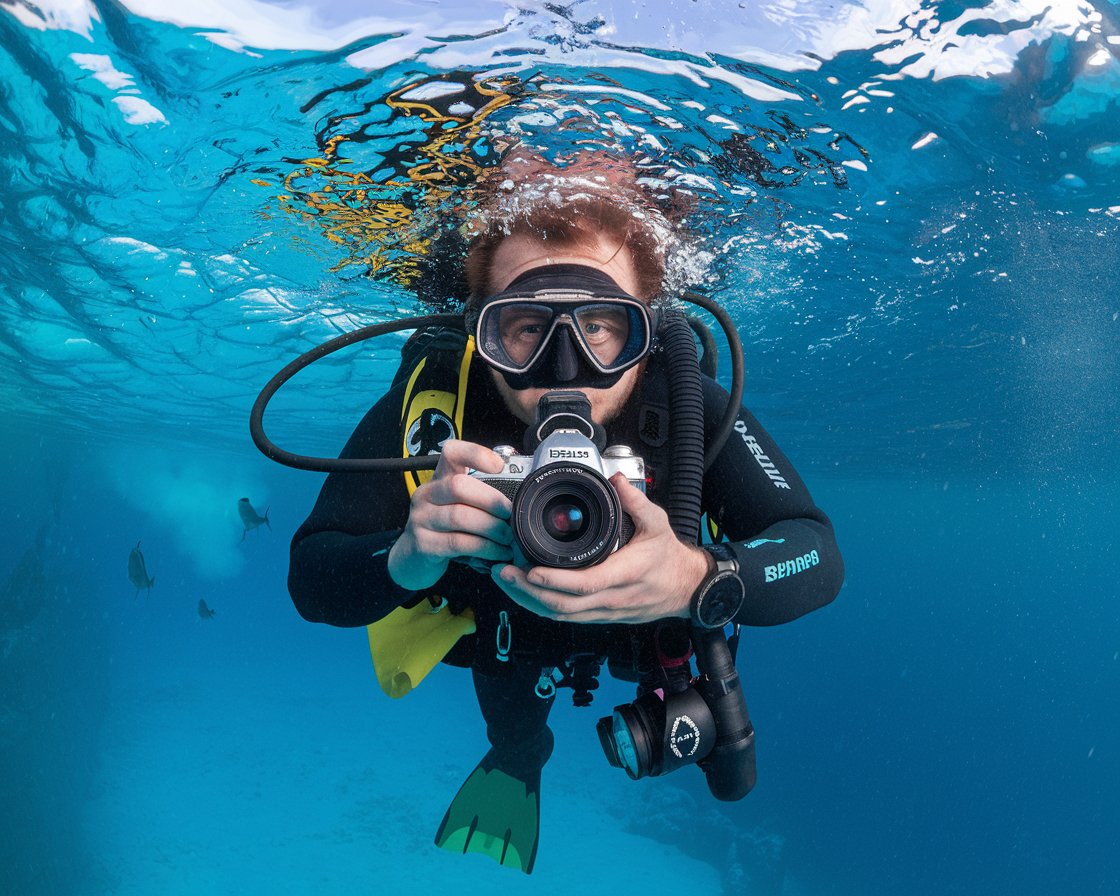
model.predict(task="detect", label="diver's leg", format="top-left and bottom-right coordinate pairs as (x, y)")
top-left (434, 663), bottom-right (554, 872)
top-left (473, 663), bottom-right (555, 777)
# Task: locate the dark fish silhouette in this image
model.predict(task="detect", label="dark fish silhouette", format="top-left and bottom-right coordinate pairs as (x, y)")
top-left (128, 541), bottom-right (155, 597)
top-left (198, 599), bottom-right (215, 620)
top-left (238, 497), bottom-right (271, 542)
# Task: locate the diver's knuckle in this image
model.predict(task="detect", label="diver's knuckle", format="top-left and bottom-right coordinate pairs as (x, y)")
top-left (439, 439), bottom-right (465, 461)
top-left (447, 534), bottom-right (474, 556)
top-left (442, 504), bottom-right (466, 530)
top-left (528, 572), bottom-right (553, 591)
top-left (604, 594), bottom-right (629, 611)
top-left (446, 471), bottom-right (470, 493)
top-left (538, 593), bottom-right (565, 613)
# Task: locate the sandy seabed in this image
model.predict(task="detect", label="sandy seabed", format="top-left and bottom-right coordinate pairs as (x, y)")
top-left (82, 658), bottom-right (723, 896)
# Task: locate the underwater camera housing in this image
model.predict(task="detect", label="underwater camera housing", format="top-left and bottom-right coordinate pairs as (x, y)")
top-left (596, 625), bottom-right (757, 801)
top-left (471, 391), bottom-right (645, 569)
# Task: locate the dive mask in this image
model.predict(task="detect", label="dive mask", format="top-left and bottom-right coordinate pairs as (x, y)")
top-left (468, 264), bottom-right (657, 390)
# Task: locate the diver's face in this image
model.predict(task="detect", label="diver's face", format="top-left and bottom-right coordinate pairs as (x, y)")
top-left (485, 234), bottom-right (647, 426)
top-left (491, 363), bottom-right (644, 427)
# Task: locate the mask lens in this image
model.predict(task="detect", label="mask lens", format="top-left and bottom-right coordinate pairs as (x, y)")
top-left (573, 304), bottom-right (633, 367)
top-left (494, 303), bottom-right (553, 366)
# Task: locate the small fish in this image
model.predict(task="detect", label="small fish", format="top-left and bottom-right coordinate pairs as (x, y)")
top-left (128, 541), bottom-right (155, 597)
top-left (198, 599), bottom-right (215, 620)
top-left (238, 497), bottom-right (271, 543)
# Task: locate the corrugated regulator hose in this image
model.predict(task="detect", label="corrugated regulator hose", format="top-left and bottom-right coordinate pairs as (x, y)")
top-left (659, 309), bottom-right (705, 546)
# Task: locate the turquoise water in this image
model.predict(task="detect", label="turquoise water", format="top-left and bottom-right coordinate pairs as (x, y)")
top-left (2, 2), bottom-right (1118, 894)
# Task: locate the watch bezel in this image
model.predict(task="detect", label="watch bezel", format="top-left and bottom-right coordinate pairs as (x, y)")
top-left (690, 545), bottom-right (745, 629)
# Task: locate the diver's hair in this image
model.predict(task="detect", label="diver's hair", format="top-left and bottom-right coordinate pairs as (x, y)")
top-left (465, 200), bottom-right (666, 301)
top-left (463, 151), bottom-right (679, 303)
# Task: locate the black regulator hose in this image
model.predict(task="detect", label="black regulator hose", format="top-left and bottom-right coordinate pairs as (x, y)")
top-left (688, 315), bottom-right (719, 379)
top-left (249, 314), bottom-right (463, 472)
top-left (631, 308), bottom-right (705, 702)
top-left (248, 292), bottom-right (743, 476)
top-left (654, 291), bottom-right (748, 540)
top-left (682, 291), bottom-right (745, 473)
top-left (659, 309), bottom-right (705, 546)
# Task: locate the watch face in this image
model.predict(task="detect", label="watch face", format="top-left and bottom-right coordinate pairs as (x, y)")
top-left (699, 572), bottom-right (744, 628)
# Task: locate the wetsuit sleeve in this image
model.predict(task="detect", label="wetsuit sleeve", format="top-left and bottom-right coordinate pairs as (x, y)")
top-left (700, 377), bottom-right (844, 625)
top-left (287, 386), bottom-right (419, 627)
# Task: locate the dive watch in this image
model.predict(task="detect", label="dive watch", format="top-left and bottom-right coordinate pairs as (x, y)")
top-left (689, 543), bottom-right (745, 630)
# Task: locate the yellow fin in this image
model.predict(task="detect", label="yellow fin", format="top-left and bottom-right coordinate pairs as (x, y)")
top-left (367, 602), bottom-right (475, 698)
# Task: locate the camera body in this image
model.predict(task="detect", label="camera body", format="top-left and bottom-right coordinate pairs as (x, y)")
top-left (470, 391), bottom-right (645, 569)
top-left (479, 434), bottom-right (646, 492)
top-left (473, 431), bottom-right (645, 569)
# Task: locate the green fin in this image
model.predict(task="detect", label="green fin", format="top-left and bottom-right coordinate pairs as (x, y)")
top-left (367, 602), bottom-right (475, 699)
top-left (434, 756), bottom-right (540, 874)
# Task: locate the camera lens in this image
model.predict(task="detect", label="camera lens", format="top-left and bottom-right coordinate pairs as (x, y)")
top-left (596, 698), bottom-right (656, 779)
top-left (542, 497), bottom-right (588, 542)
top-left (513, 464), bottom-right (621, 568)
top-left (597, 688), bottom-right (719, 781)
top-left (612, 710), bottom-right (644, 778)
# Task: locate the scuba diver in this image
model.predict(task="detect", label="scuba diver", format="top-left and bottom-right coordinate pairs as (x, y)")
top-left (277, 151), bottom-right (844, 874)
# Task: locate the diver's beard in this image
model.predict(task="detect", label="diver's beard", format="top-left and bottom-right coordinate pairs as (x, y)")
top-left (497, 368), bottom-right (627, 391)
top-left (488, 362), bottom-right (644, 427)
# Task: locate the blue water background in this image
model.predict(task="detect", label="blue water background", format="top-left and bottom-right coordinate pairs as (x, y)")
top-left (2, 2), bottom-right (1119, 894)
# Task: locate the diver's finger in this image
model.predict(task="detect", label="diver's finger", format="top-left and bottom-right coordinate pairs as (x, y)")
top-left (427, 503), bottom-right (514, 545)
top-left (441, 474), bottom-right (515, 517)
top-left (610, 472), bottom-right (667, 535)
top-left (523, 563), bottom-right (612, 596)
top-left (546, 586), bottom-right (664, 624)
top-left (487, 563), bottom-right (531, 605)
top-left (461, 537), bottom-right (515, 563)
top-left (493, 564), bottom-right (618, 615)
top-left (433, 440), bottom-right (505, 478)
top-left (420, 531), bottom-right (513, 564)
top-left (522, 536), bottom-right (648, 594)
top-left (494, 566), bottom-right (640, 623)
top-left (425, 472), bottom-right (513, 519)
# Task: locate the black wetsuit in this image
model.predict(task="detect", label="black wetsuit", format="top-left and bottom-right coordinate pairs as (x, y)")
top-left (289, 349), bottom-right (843, 773)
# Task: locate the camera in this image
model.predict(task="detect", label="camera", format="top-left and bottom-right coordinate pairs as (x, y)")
top-left (597, 625), bottom-right (757, 802)
top-left (471, 392), bottom-right (645, 569)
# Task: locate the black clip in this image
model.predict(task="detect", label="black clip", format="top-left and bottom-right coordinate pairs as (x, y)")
top-left (496, 610), bottom-right (511, 662)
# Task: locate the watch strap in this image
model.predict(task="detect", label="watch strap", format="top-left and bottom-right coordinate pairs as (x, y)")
top-left (701, 542), bottom-right (737, 566)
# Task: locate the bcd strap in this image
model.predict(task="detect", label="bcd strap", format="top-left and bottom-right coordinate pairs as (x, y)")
top-left (365, 327), bottom-right (477, 699)
top-left (398, 328), bottom-right (474, 496)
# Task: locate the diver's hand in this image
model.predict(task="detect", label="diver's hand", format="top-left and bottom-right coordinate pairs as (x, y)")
top-left (489, 472), bottom-right (711, 624)
top-left (388, 440), bottom-right (515, 591)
